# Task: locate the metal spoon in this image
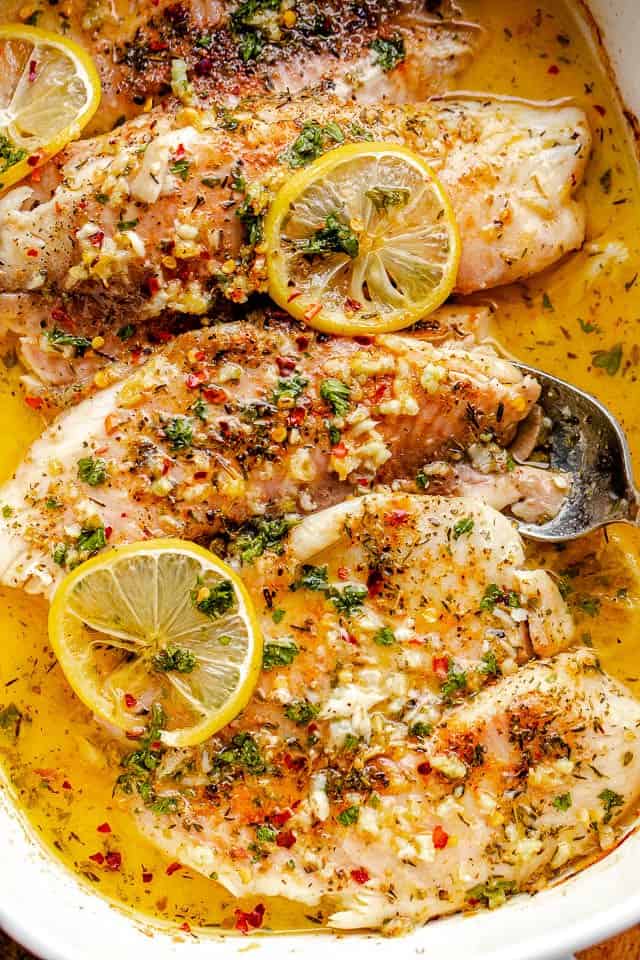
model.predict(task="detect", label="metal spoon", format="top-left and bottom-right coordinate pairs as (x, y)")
top-left (512, 362), bottom-right (639, 543)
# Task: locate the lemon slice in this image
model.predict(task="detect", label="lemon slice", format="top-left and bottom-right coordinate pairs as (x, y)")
top-left (48, 540), bottom-right (262, 748)
top-left (265, 142), bottom-right (460, 335)
top-left (0, 25), bottom-right (101, 192)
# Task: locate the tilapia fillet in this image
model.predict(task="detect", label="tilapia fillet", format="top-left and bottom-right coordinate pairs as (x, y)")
top-left (0, 1), bottom-right (483, 133)
top-left (0, 321), bottom-right (566, 595)
top-left (122, 496), bottom-right (637, 933)
top-left (0, 95), bottom-right (591, 337)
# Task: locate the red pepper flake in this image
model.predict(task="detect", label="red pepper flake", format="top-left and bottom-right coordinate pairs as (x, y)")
top-left (25, 395), bottom-right (43, 410)
top-left (547, 64), bottom-right (559, 75)
top-left (89, 852), bottom-right (104, 865)
top-left (594, 104), bottom-right (607, 117)
top-left (30, 168), bottom-right (42, 183)
top-left (337, 567), bottom-right (349, 581)
top-left (186, 372), bottom-right (205, 389)
top-left (175, 143), bottom-right (186, 157)
top-left (373, 381), bottom-right (389, 402)
top-left (354, 336), bottom-right (373, 346)
top-left (417, 761), bottom-right (432, 776)
top-left (345, 297), bottom-right (362, 313)
top-left (51, 306), bottom-right (70, 323)
top-left (27, 154), bottom-right (40, 167)
top-left (180, 922), bottom-right (191, 933)
top-left (367, 567), bottom-right (383, 597)
top-left (276, 355), bottom-right (297, 374)
top-left (142, 870), bottom-right (153, 883)
top-left (432, 825), bottom-right (449, 849)
top-left (156, 330), bottom-right (173, 343)
top-left (432, 655), bottom-right (449, 678)
top-left (148, 39), bottom-right (168, 51)
top-left (270, 809), bottom-right (292, 828)
top-left (295, 334), bottom-right (310, 351)
top-left (166, 861), bottom-right (182, 876)
top-left (283, 753), bottom-right (306, 772)
top-left (195, 57), bottom-right (212, 76)
top-left (195, 350), bottom-right (206, 361)
top-left (385, 510), bottom-right (409, 527)
top-left (194, 470), bottom-right (208, 480)
top-left (350, 868), bottom-right (370, 884)
top-left (97, 822), bottom-right (112, 834)
top-left (89, 231), bottom-right (104, 247)
top-left (203, 386), bottom-right (227, 403)
top-left (144, 275), bottom-right (161, 297)
top-left (105, 526), bottom-right (113, 540)
top-left (342, 630), bottom-right (358, 646)
top-left (126, 729), bottom-right (143, 740)
top-left (105, 851), bottom-right (122, 871)
top-left (234, 904), bottom-right (265, 935)
top-left (62, 780), bottom-right (72, 790)
top-left (124, 693), bottom-right (137, 710)
top-left (275, 829), bottom-right (296, 849)
top-left (28, 59), bottom-right (38, 82)
top-left (150, 741), bottom-right (162, 751)
top-left (288, 406), bottom-right (306, 427)
top-left (162, 458), bottom-right (171, 475)
top-left (331, 442), bottom-right (347, 458)
top-left (26, 248), bottom-right (39, 258)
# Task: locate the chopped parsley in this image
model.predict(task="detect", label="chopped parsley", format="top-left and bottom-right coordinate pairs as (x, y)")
top-left (163, 416), bottom-right (194, 450)
top-left (293, 564), bottom-right (329, 592)
top-left (272, 608), bottom-right (286, 624)
top-left (53, 543), bottom-right (68, 566)
top-left (542, 292), bottom-right (554, 312)
top-left (1, 505), bottom-right (13, 518)
top-left (479, 651), bottom-right (501, 679)
top-left (283, 121), bottom-right (345, 168)
top-left (578, 596), bottom-right (601, 617)
top-left (0, 703), bottom-right (22, 740)
top-left (440, 662), bottom-right (467, 703)
top-left (271, 373), bottom-right (308, 405)
top-left (466, 879), bottom-right (516, 910)
top-left (374, 626), bottom-right (396, 646)
top-left (76, 525), bottom-right (107, 557)
top-left (365, 186), bottom-right (410, 212)
top-left (592, 343), bottom-right (623, 376)
top-left (117, 324), bottom-right (135, 340)
top-left (192, 579), bottom-right (235, 618)
top-left (170, 158), bottom-right (191, 181)
top-left (452, 517), bottom-right (474, 540)
top-left (409, 721), bottom-right (433, 740)
top-left (262, 640), bottom-right (299, 670)
top-left (152, 645), bottom-right (197, 674)
top-left (46, 328), bottom-right (92, 357)
top-left (236, 197), bottom-right (263, 246)
top-left (234, 516), bottom-right (298, 564)
top-left (330, 584), bottom-right (368, 616)
top-left (284, 700), bottom-right (319, 725)
top-left (320, 378), bottom-right (351, 416)
top-left (480, 584), bottom-right (521, 614)
top-left (256, 823), bottom-right (277, 843)
top-left (0, 133), bottom-right (27, 173)
top-left (552, 792), bottom-right (572, 812)
top-left (117, 219), bottom-right (139, 232)
top-left (599, 788), bottom-right (624, 823)
top-left (213, 731), bottom-right (266, 774)
top-left (301, 213), bottom-right (359, 259)
top-left (337, 804), bottom-right (360, 826)
top-left (370, 34), bottom-right (405, 72)
top-left (230, 0), bottom-right (280, 61)
top-left (116, 704), bottom-right (177, 813)
top-left (191, 396), bottom-right (208, 421)
top-left (77, 456), bottom-right (108, 487)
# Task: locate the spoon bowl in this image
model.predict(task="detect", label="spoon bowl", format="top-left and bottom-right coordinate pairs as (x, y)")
top-left (513, 363), bottom-right (639, 542)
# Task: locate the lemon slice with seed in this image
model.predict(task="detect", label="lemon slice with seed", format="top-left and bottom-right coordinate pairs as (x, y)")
top-left (0, 25), bottom-right (101, 193)
top-left (265, 142), bottom-right (460, 335)
top-left (48, 540), bottom-right (262, 748)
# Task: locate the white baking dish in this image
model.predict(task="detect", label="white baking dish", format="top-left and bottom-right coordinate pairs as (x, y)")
top-left (2, 2), bottom-right (640, 958)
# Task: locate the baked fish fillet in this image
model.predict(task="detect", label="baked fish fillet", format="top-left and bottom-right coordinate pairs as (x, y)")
top-left (0, 321), bottom-right (567, 595)
top-left (0, 95), bottom-right (591, 334)
top-left (122, 498), bottom-right (636, 933)
top-left (0, 1), bottom-right (482, 133)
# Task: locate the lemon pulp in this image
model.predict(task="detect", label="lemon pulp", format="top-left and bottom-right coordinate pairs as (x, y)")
top-left (48, 539), bottom-right (262, 748)
top-left (0, 25), bottom-right (101, 191)
top-left (265, 142), bottom-right (460, 335)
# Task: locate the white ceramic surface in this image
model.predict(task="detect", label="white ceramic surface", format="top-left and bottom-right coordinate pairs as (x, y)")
top-left (2, 3), bottom-right (640, 958)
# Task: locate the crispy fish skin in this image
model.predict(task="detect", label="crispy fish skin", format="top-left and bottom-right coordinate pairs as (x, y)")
top-left (0, 94), bottom-right (591, 328)
top-left (0, 321), bottom-right (544, 595)
top-left (0, 1), bottom-right (482, 133)
top-left (125, 497), bottom-right (635, 934)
